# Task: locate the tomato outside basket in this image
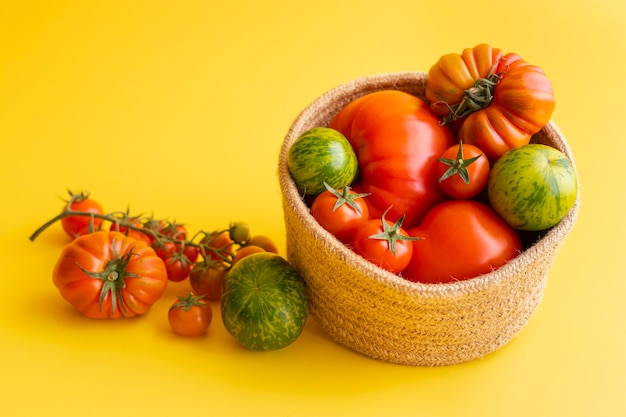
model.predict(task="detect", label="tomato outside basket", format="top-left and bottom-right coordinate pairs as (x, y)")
top-left (278, 72), bottom-right (579, 366)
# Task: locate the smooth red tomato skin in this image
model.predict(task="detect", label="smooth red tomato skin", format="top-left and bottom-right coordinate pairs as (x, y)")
top-left (61, 198), bottom-right (105, 238)
top-left (163, 256), bottom-right (192, 282)
top-left (52, 231), bottom-right (168, 319)
top-left (351, 219), bottom-right (413, 274)
top-left (310, 190), bottom-right (369, 242)
top-left (403, 200), bottom-right (522, 284)
top-left (437, 143), bottom-right (490, 199)
top-left (168, 299), bottom-right (213, 337)
top-left (329, 90), bottom-right (455, 229)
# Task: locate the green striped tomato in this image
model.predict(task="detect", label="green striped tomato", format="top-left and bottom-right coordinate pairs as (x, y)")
top-left (487, 144), bottom-right (578, 231)
top-left (221, 252), bottom-right (309, 351)
top-left (287, 127), bottom-right (358, 196)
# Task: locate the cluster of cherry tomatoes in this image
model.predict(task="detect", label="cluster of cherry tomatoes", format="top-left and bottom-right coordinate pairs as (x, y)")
top-left (30, 190), bottom-right (278, 336)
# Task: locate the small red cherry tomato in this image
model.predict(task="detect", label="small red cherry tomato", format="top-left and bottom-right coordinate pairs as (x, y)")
top-left (189, 263), bottom-right (228, 301)
top-left (351, 209), bottom-right (419, 274)
top-left (311, 183), bottom-right (370, 242)
top-left (61, 191), bottom-right (105, 238)
top-left (168, 293), bottom-right (213, 337)
top-left (437, 141), bottom-right (490, 199)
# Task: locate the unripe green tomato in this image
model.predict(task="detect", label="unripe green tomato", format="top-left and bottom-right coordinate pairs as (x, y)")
top-left (229, 222), bottom-right (250, 245)
top-left (488, 144), bottom-right (578, 231)
top-left (287, 127), bottom-right (358, 196)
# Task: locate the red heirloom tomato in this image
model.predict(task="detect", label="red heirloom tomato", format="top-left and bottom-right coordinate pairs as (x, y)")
top-left (329, 90), bottom-right (455, 229)
top-left (426, 43), bottom-right (555, 162)
top-left (351, 210), bottom-right (419, 274)
top-left (52, 231), bottom-right (168, 318)
top-left (403, 200), bottom-right (522, 284)
top-left (310, 182), bottom-right (370, 242)
top-left (61, 192), bottom-right (105, 238)
top-left (437, 141), bottom-right (490, 199)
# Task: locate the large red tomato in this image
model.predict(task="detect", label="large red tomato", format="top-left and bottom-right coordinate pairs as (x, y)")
top-left (329, 90), bottom-right (455, 229)
top-left (403, 200), bottom-right (522, 284)
top-left (52, 231), bottom-right (168, 318)
top-left (426, 43), bottom-right (555, 162)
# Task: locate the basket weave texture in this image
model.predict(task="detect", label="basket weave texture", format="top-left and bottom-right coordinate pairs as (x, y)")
top-left (278, 72), bottom-right (579, 366)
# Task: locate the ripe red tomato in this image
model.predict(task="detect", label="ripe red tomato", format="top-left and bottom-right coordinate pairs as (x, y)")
top-left (154, 240), bottom-right (177, 260)
top-left (437, 141), bottom-right (490, 199)
top-left (329, 90), bottom-right (456, 229)
top-left (61, 192), bottom-right (105, 238)
top-left (52, 231), bottom-right (168, 318)
top-left (168, 293), bottom-right (213, 337)
top-left (163, 253), bottom-right (193, 282)
top-left (403, 200), bottom-right (522, 284)
top-left (190, 263), bottom-right (228, 301)
top-left (310, 184), bottom-right (370, 242)
top-left (351, 211), bottom-right (418, 274)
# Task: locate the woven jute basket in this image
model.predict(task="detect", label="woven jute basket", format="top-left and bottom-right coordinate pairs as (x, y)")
top-left (278, 72), bottom-right (579, 366)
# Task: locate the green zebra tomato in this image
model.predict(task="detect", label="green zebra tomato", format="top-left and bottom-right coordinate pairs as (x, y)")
top-left (287, 127), bottom-right (358, 196)
top-left (487, 144), bottom-right (578, 231)
top-left (221, 252), bottom-right (309, 351)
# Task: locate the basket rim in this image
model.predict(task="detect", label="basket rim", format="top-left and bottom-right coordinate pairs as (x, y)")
top-left (278, 71), bottom-right (580, 299)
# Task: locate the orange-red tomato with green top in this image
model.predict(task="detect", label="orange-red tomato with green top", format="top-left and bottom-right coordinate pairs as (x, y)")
top-left (310, 184), bottom-right (370, 243)
top-left (168, 293), bottom-right (213, 337)
top-left (52, 231), bottom-right (168, 319)
top-left (426, 43), bottom-right (555, 162)
top-left (436, 141), bottom-right (490, 199)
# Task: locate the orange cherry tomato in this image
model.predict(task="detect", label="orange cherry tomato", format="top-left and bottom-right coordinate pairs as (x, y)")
top-left (168, 293), bottom-right (213, 337)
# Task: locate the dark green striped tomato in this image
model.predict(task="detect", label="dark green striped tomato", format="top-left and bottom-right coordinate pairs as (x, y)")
top-left (287, 127), bottom-right (358, 196)
top-left (488, 144), bottom-right (578, 231)
top-left (221, 252), bottom-right (309, 351)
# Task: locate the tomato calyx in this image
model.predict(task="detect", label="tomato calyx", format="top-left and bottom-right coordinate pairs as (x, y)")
top-left (435, 59), bottom-right (506, 126)
top-left (437, 140), bottom-right (483, 184)
top-left (169, 292), bottom-right (208, 312)
top-left (76, 239), bottom-right (140, 314)
top-left (368, 208), bottom-right (422, 255)
top-left (323, 181), bottom-right (370, 215)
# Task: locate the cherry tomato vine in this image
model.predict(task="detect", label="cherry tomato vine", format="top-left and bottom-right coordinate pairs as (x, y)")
top-left (29, 190), bottom-right (263, 278)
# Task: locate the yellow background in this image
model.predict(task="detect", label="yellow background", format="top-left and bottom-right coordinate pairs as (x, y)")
top-left (2, 1), bottom-right (625, 416)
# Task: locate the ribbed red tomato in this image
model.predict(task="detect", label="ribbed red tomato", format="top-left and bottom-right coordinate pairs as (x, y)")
top-left (52, 231), bottom-right (168, 318)
top-left (329, 90), bottom-right (455, 229)
top-left (426, 43), bottom-right (555, 162)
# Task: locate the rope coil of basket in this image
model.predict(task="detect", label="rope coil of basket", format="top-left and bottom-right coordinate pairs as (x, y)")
top-left (277, 72), bottom-right (579, 366)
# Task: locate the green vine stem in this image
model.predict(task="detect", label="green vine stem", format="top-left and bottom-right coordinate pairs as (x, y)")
top-left (28, 196), bottom-right (247, 267)
top-left (434, 59), bottom-right (506, 126)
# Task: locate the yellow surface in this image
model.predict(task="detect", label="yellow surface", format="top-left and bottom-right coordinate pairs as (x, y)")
top-left (2, 1), bottom-right (625, 416)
